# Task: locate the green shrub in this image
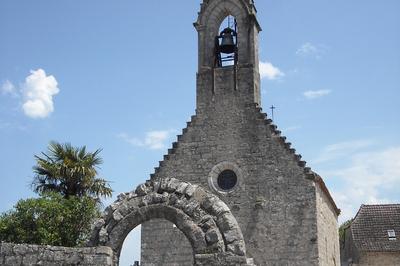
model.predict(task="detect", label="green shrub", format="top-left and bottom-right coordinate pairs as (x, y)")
top-left (0, 192), bottom-right (100, 247)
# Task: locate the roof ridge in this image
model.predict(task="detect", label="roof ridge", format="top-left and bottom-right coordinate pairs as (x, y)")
top-left (361, 204), bottom-right (400, 207)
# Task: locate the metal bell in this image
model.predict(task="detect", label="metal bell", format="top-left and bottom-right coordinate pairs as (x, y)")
top-left (219, 27), bottom-right (236, 54)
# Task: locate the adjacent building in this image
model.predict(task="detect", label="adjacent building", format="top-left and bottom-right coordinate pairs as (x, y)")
top-left (341, 204), bottom-right (400, 266)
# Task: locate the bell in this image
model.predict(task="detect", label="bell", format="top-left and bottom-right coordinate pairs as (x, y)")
top-left (219, 27), bottom-right (236, 54)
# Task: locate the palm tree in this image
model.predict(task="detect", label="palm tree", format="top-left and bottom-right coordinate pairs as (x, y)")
top-left (32, 141), bottom-right (113, 199)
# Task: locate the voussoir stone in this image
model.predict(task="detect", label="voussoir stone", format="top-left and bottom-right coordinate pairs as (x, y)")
top-left (135, 183), bottom-right (150, 196)
top-left (205, 229), bottom-right (220, 244)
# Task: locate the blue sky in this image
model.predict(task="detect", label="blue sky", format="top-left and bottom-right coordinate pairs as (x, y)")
top-left (1, 0), bottom-right (399, 265)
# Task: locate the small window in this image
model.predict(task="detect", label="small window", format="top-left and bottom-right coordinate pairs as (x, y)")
top-left (388, 230), bottom-right (396, 240)
top-left (217, 170), bottom-right (237, 191)
top-left (208, 162), bottom-right (242, 194)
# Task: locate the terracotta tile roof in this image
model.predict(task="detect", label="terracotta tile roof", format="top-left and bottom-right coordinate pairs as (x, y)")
top-left (351, 204), bottom-right (400, 252)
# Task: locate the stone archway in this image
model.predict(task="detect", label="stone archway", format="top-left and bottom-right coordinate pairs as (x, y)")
top-left (88, 178), bottom-right (255, 266)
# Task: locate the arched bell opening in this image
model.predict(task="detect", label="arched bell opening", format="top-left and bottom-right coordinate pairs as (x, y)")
top-left (214, 15), bottom-right (238, 67)
top-left (195, 0), bottom-right (260, 69)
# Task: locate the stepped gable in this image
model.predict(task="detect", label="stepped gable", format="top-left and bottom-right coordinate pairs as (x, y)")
top-left (351, 204), bottom-right (400, 252)
top-left (149, 115), bottom-right (198, 179)
top-left (150, 103), bottom-right (340, 216)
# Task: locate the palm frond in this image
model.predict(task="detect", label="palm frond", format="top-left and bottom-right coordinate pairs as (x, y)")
top-left (31, 141), bottom-right (112, 199)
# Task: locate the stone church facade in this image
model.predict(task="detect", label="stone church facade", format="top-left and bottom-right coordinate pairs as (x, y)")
top-left (141, 0), bottom-right (340, 265)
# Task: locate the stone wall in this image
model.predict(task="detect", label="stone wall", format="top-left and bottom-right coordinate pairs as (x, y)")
top-left (0, 242), bottom-right (113, 266)
top-left (355, 252), bottom-right (400, 266)
top-left (315, 182), bottom-right (340, 266)
top-left (141, 219), bottom-right (194, 265)
top-left (141, 66), bottom-right (329, 265)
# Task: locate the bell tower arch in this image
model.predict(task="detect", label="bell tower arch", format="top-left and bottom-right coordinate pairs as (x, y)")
top-left (194, 0), bottom-right (262, 111)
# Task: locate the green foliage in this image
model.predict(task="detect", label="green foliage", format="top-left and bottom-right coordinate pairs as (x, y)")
top-left (339, 219), bottom-right (353, 245)
top-left (0, 142), bottom-right (112, 247)
top-left (0, 193), bottom-right (100, 247)
top-left (32, 141), bottom-right (113, 199)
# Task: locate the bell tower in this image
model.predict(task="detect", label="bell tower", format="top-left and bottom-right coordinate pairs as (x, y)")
top-left (194, 0), bottom-right (262, 112)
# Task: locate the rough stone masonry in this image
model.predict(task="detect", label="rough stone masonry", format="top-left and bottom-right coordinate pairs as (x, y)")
top-left (140, 0), bottom-right (341, 265)
top-left (0, 242), bottom-right (113, 266)
top-left (89, 178), bottom-right (256, 266)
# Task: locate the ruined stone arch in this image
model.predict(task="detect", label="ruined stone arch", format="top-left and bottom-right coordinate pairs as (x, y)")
top-left (88, 178), bottom-right (254, 265)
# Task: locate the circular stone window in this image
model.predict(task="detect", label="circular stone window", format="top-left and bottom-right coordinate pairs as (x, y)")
top-left (217, 170), bottom-right (237, 191)
top-left (208, 162), bottom-right (242, 194)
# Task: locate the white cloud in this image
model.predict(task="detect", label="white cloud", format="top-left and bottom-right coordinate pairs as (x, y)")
top-left (296, 42), bottom-right (318, 56)
top-left (21, 69), bottom-right (59, 119)
top-left (325, 140), bottom-right (373, 153)
top-left (1, 80), bottom-right (17, 97)
top-left (303, 89), bottom-right (331, 99)
top-left (259, 61), bottom-right (284, 80)
top-left (313, 139), bottom-right (375, 164)
top-left (283, 125), bottom-right (301, 132)
top-left (326, 147), bottom-right (400, 222)
top-left (296, 42), bottom-right (328, 59)
top-left (118, 130), bottom-right (174, 150)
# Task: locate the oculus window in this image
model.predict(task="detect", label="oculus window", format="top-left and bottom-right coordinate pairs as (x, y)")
top-left (217, 170), bottom-right (237, 191)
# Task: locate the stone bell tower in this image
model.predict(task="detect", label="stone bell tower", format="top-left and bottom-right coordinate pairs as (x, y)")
top-left (194, 0), bottom-right (262, 112)
top-left (140, 0), bottom-right (341, 265)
